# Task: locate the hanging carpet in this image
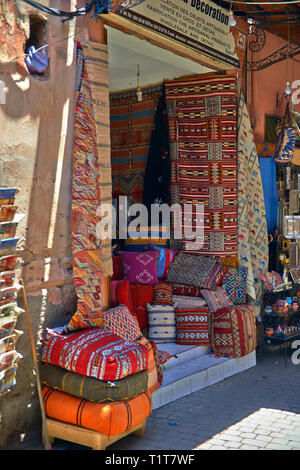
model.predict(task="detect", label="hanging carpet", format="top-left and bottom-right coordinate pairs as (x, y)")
top-left (237, 93), bottom-right (268, 302)
top-left (164, 75), bottom-right (238, 256)
top-left (110, 84), bottom-right (162, 203)
top-left (67, 42), bottom-right (111, 332)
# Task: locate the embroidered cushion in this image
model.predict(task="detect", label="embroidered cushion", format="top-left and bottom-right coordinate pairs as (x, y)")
top-left (200, 287), bottom-right (233, 313)
top-left (172, 295), bottom-right (206, 308)
top-left (102, 304), bottom-right (142, 342)
top-left (40, 364), bottom-right (148, 403)
top-left (153, 282), bottom-right (173, 305)
top-left (166, 252), bottom-right (227, 290)
top-left (120, 251), bottom-right (159, 285)
top-left (42, 386), bottom-right (152, 437)
top-left (130, 283), bottom-right (154, 330)
top-left (112, 255), bottom-right (123, 280)
top-left (222, 266), bottom-right (248, 304)
top-left (211, 305), bottom-right (257, 358)
top-left (175, 307), bottom-right (210, 346)
top-left (124, 225), bottom-right (168, 251)
top-left (110, 280), bottom-right (134, 314)
top-left (41, 327), bottom-right (149, 382)
top-left (146, 303), bottom-right (176, 343)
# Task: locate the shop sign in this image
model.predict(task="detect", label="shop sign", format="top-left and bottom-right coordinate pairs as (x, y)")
top-left (117, 0), bottom-right (240, 68)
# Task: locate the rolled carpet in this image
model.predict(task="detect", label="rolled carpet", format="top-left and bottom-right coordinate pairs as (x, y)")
top-left (40, 364), bottom-right (148, 403)
top-left (42, 386), bottom-right (152, 436)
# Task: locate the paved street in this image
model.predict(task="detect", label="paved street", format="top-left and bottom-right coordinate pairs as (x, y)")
top-left (6, 348), bottom-right (300, 451)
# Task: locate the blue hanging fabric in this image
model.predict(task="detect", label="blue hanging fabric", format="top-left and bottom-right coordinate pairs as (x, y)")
top-left (259, 146), bottom-right (279, 234)
top-left (25, 46), bottom-right (49, 75)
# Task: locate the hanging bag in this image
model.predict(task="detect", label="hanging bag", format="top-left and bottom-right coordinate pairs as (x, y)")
top-left (274, 101), bottom-right (297, 163)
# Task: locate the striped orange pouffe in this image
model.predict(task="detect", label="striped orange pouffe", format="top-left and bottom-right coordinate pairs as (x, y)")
top-left (42, 386), bottom-right (152, 437)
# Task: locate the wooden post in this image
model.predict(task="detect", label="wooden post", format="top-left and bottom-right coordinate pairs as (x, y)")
top-left (20, 280), bottom-right (51, 450)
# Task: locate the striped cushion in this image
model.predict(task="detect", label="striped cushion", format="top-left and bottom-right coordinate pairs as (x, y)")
top-left (175, 308), bottom-right (210, 346)
top-left (146, 303), bottom-right (176, 343)
top-left (42, 386), bottom-right (152, 436)
top-left (41, 327), bottom-right (148, 382)
top-left (153, 282), bottom-right (173, 305)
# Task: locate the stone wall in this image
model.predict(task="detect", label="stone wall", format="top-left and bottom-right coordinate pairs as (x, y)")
top-left (0, 0), bottom-right (77, 448)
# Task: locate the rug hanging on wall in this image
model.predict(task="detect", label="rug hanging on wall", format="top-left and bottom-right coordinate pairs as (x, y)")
top-left (67, 42), bottom-right (111, 332)
top-left (110, 84), bottom-right (162, 203)
top-left (81, 42), bottom-right (113, 277)
top-left (164, 75), bottom-right (238, 256)
top-left (237, 93), bottom-right (269, 302)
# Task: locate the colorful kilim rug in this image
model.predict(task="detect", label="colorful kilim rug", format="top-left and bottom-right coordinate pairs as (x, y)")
top-left (110, 84), bottom-right (162, 203)
top-left (164, 75), bottom-right (238, 256)
top-left (81, 42), bottom-right (113, 277)
top-left (237, 93), bottom-right (268, 302)
top-left (67, 42), bottom-right (108, 332)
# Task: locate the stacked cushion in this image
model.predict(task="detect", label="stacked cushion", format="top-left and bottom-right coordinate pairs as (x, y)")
top-left (222, 266), bottom-right (248, 304)
top-left (110, 280), bottom-right (134, 314)
top-left (42, 385), bottom-right (152, 437)
top-left (146, 303), bottom-right (176, 343)
top-left (40, 364), bottom-right (148, 403)
top-left (200, 287), bottom-right (233, 313)
top-left (153, 282), bottom-right (173, 305)
top-left (41, 327), bottom-right (149, 382)
top-left (130, 283), bottom-right (154, 330)
top-left (120, 251), bottom-right (159, 285)
top-left (166, 252), bottom-right (227, 290)
top-left (172, 295), bottom-right (206, 308)
top-left (102, 304), bottom-right (142, 342)
top-left (169, 283), bottom-right (203, 297)
top-left (175, 308), bottom-right (210, 346)
top-left (211, 305), bottom-right (256, 358)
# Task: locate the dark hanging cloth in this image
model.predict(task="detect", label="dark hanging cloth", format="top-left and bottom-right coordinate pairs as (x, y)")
top-left (143, 86), bottom-right (170, 215)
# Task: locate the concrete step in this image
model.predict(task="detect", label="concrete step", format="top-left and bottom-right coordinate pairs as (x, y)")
top-left (152, 348), bottom-right (256, 410)
top-left (157, 343), bottom-right (212, 370)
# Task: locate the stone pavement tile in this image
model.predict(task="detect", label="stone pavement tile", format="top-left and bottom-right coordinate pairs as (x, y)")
top-left (241, 438), bottom-right (266, 448)
top-left (223, 441), bottom-right (242, 449)
top-left (254, 435), bottom-right (272, 444)
top-left (289, 441), bottom-right (300, 449)
top-left (239, 444), bottom-right (259, 450)
top-left (265, 443), bottom-right (293, 450)
top-left (216, 434), bottom-right (242, 443)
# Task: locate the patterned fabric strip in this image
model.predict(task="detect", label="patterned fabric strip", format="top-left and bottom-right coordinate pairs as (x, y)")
top-left (237, 93), bottom-right (268, 302)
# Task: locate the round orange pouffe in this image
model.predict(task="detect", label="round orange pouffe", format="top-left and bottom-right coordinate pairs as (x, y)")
top-left (42, 386), bottom-right (152, 436)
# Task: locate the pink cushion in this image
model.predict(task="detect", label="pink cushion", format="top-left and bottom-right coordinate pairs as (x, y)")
top-left (120, 251), bottom-right (159, 285)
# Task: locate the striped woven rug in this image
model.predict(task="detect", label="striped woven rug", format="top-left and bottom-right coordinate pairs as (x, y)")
top-left (165, 75), bottom-right (238, 257)
top-left (110, 84), bottom-right (162, 203)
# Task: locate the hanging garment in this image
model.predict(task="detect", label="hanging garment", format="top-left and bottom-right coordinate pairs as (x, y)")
top-left (143, 87), bottom-right (171, 212)
top-left (259, 155), bottom-right (278, 234)
top-left (165, 75), bottom-right (238, 256)
top-left (237, 93), bottom-right (269, 302)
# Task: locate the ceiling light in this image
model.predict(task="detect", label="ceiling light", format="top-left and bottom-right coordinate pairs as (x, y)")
top-left (229, 11), bottom-right (237, 26)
